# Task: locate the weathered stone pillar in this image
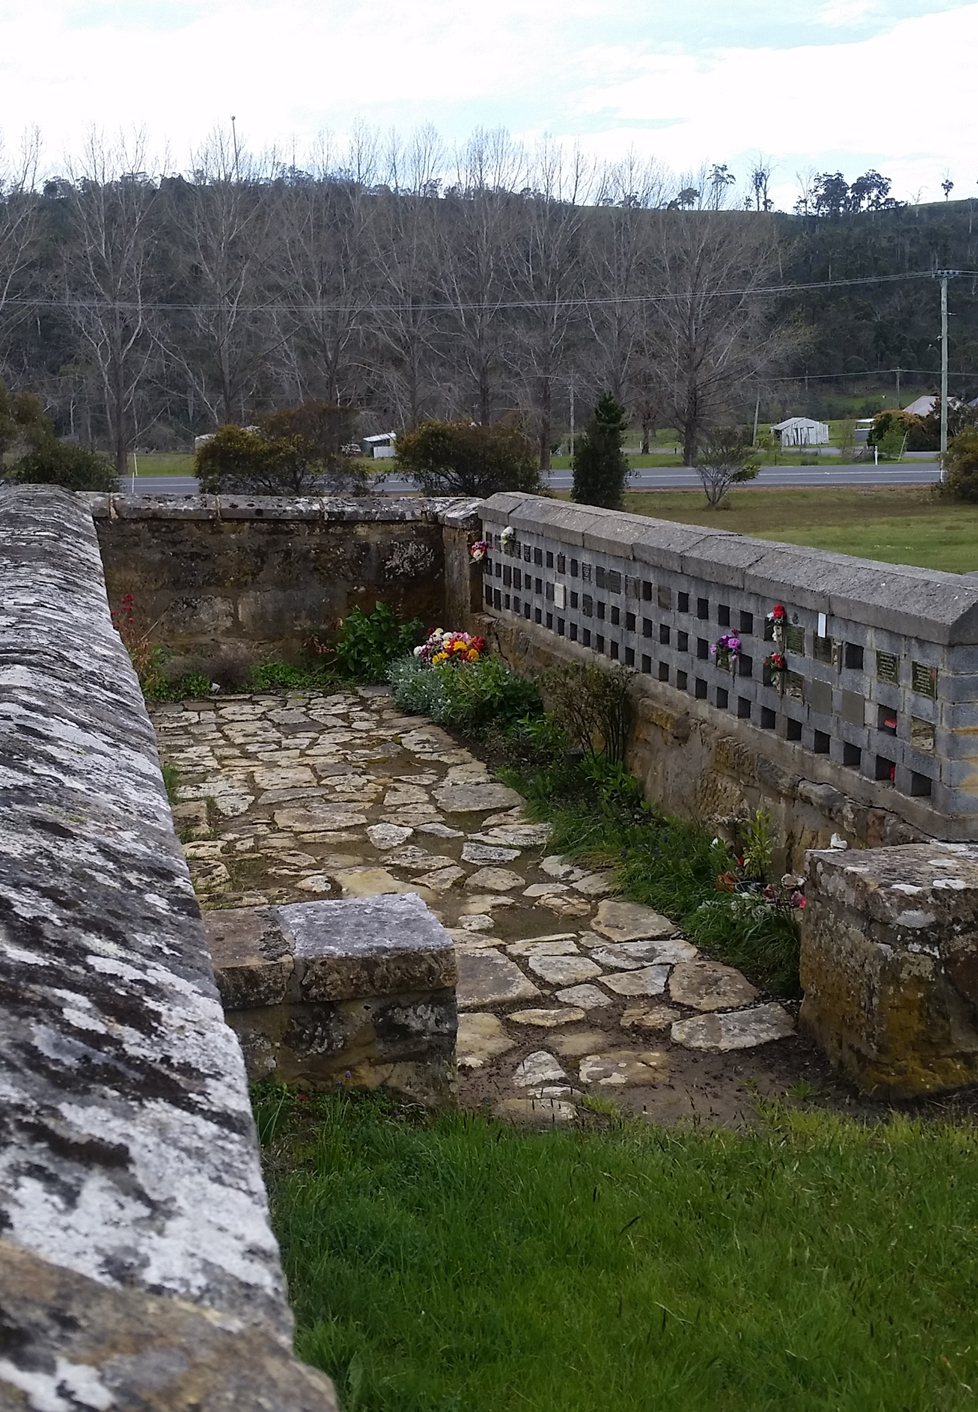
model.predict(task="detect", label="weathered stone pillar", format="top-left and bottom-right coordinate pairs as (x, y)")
top-left (800, 843), bottom-right (978, 1096)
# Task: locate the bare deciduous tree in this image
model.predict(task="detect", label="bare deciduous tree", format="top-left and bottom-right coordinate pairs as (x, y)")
top-left (61, 132), bottom-right (160, 475)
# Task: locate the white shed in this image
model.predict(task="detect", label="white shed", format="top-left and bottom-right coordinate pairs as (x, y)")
top-left (362, 432), bottom-right (397, 459)
top-left (771, 416), bottom-right (830, 447)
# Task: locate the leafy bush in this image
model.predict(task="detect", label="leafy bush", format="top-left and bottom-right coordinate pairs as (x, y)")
top-left (14, 438), bottom-right (117, 491)
top-left (940, 427), bottom-right (978, 502)
top-left (389, 655), bottom-right (542, 736)
top-left (195, 406), bottom-right (373, 496)
top-left (395, 418), bottom-right (542, 497)
top-left (246, 660), bottom-right (342, 692)
top-left (334, 603), bottom-right (424, 683)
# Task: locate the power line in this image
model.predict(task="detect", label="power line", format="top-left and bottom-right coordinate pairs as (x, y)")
top-left (0, 268), bottom-right (962, 317)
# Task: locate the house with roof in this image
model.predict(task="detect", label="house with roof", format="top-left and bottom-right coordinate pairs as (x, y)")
top-left (770, 416), bottom-right (830, 447)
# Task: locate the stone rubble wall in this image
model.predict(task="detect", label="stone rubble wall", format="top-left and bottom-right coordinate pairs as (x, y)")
top-left (204, 894), bottom-right (458, 1104)
top-left (0, 486), bottom-right (336, 1410)
top-left (801, 843), bottom-right (978, 1096)
top-left (86, 493), bottom-right (482, 675)
top-left (477, 492), bottom-right (978, 844)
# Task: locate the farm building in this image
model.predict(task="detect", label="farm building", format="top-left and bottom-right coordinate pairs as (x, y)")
top-left (771, 416), bottom-right (830, 447)
top-left (362, 432), bottom-right (397, 459)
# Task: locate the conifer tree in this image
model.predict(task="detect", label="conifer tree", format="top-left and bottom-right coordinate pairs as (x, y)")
top-left (572, 394), bottom-right (629, 509)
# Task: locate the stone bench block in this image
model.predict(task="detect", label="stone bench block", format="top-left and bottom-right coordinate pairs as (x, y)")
top-left (801, 843), bottom-right (978, 1096)
top-left (204, 892), bottom-right (458, 1105)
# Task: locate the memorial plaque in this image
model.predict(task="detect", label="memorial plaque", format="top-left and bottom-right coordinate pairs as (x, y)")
top-left (911, 716), bottom-right (936, 752)
top-left (657, 585), bottom-right (672, 609)
top-left (912, 662), bottom-right (937, 698)
top-left (784, 624), bottom-right (806, 655)
top-left (876, 650), bottom-right (899, 685)
top-left (813, 634), bottom-right (835, 665)
top-left (785, 671), bottom-right (805, 702)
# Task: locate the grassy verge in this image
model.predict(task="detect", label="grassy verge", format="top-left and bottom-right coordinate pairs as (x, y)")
top-left (617, 486), bottom-right (978, 573)
top-left (258, 1088), bottom-right (978, 1412)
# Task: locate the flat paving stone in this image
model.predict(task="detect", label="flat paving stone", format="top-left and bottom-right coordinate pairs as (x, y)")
top-left (457, 1013), bottom-right (516, 1069)
top-left (509, 1007), bottom-right (587, 1027)
top-left (600, 965), bottom-right (672, 997)
top-left (591, 939), bottom-right (698, 969)
top-left (671, 1003), bottom-right (796, 1052)
top-left (273, 804), bottom-right (368, 831)
top-left (554, 984), bottom-right (615, 1010)
top-left (366, 823), bottom-right (414, 850)
top-left (473, 823), bottom-right (552, 847)
top-left (579, 1049), bottom-right (669, 1087)
top-left (570, 872), bottom-right (615, 896)
top-left (456, 949), bottom-right (542, 1009)
top-left (461, 842), bottom-right (522, 864)
top-left (668, 960), bottom-right (759, 1012)
top-left (493, 1096), bottom-right (577, 1125)
top-left (414, 865), bottom-right (467, 891)
top-left (507, 937), bottom-right (579, 957)
top-left (328, 867), bottom-right (420, 899)
top-left (513, 1050), bottom-right (566, 1087)
top-left (591, 898), bottom-right (678, 943)
top-left (525, 953), bottom-right (603, 986)
top-left (434, 782), bottom-right (523, 813)
top-left (620, 1003), bottom-right (684, 1031)
top-left (465, 866), bottom-right (525, 892)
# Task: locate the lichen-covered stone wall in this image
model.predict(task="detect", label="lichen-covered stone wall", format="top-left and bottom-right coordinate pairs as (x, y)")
top-left (0, 485), bottom-right (335, 1410)
top-left (88, 493), bottom-right (481, 675)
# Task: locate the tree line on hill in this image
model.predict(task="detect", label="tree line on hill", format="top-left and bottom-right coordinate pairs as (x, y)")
top-left (2, 128), bottom-right (978, 475)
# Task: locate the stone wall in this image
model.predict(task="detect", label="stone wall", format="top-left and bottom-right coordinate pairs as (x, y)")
top-left (477, 492), bottom-right (978, 851)
top-left (0, 485), bottom-right (336, 1410)
top-left (205, 894), bottom-right (458, 1105)
top-left (801, 843), bottom-right (978, 1097)
top-left (88, 493), bottom-right (481, 675)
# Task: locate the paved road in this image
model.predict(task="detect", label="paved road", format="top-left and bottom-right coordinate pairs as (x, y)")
top-left (125, 464), bottom-right (942, 497)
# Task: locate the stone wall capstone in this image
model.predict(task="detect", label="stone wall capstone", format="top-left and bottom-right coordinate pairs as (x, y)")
top-left (0, 485), bottom-right (336, 1410)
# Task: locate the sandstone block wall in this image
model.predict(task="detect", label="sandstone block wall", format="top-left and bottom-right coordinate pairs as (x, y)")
top-left (88, 493), bottom-right (481, 673)
top-left (204, 894), bottom-right (458, 1105)
top-left (801, 843), bottom-right (978, 1096)
top-left (0, 485), bottom-right (336, 1410)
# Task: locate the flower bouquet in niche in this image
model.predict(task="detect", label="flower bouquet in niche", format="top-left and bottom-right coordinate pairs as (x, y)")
top-left (766, 602), bottom-right (787, 646)
top-left (414, 628), bottom-right (487, 667)
top-left (469, 539), bottom-right (489, 563)
top-left (711, 631), bottom-right (741, 673)
top-left (764, 649), bottom-right (788, 692)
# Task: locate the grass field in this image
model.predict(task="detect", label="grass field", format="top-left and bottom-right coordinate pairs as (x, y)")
top-left (130, 451), bottom-right (194, 475)
top-left (619, 487), bottom-right (978, 574)
top-left (259, 1090), bottom-right (978, 1412)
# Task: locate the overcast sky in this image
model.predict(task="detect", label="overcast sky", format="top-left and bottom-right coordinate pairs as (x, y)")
top-left (0, 0), bottom-right (973, 207)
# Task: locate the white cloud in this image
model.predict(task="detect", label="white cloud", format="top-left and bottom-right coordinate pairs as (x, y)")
top-left (566, 4), bottom-right (978, 205)
top-left (815, 0), bottom-right (882, 26)
top-left (0, 0), bottom-right (974, 207)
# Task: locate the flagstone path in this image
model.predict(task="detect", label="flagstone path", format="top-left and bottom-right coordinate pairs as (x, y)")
top-left (151, 687), bottom-right (824, 1128)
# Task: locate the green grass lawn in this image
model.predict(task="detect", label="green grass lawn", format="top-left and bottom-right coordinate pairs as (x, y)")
top-left (130, 451), bottom-right (194, 475)
top-left (619, 487), bottom-right (978, 573)
top-left (260, 1090), bottom-right (978, 1412)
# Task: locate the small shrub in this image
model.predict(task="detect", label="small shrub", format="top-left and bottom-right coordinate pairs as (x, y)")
top-left (387, 657), bottom-right (449, 719)
top-left (335, 603), bottom-right (424, 683)
top-left (543, 661), bottom-right (633, 763)
top-left (572, 393), bottom-right (629, 510)
top-left (246, 660), bottom-right (341, 692)
top-left (389, 655), bottom-right (541, 737)
top-left (940, 427), bottom-right (978, 502)
top-left (15, 438), bottom-right (117, 491)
